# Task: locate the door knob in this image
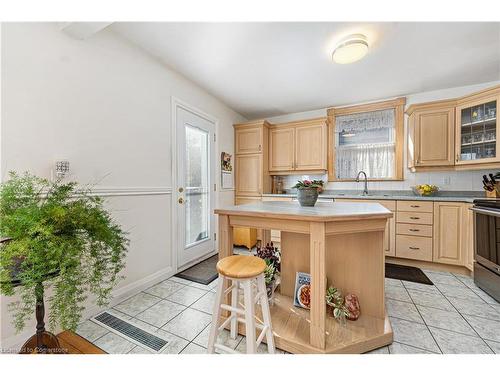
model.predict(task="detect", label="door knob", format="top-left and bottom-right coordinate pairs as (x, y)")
top-left (178, 197), bottom-right (185, 204)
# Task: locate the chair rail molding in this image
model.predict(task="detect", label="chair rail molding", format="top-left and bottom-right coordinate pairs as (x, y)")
top-left (89, 186), bottom-right (173, 197)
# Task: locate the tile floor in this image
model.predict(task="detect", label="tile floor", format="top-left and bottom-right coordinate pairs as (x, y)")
top-left (76, 269), bottom-right (500, 354)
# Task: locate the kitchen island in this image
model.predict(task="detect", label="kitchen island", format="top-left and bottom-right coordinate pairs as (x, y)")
top-left (214, 201), bottom-right (393, 354)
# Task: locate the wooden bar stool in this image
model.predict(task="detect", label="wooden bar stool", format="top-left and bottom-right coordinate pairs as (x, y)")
top-left (207, 255), bottom-right (275, 354)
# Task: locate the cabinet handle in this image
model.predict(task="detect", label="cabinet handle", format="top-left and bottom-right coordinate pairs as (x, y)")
top-left (410, 216), bottom-right (420, 220)
top-left (456, 154), bottom-right (459, 162)
top-left (410, 205), bottom-right (420, 208)
top-left (409, 246), bottom-right (420, 250)
top-left (409, 229), bottom-right (420, 232)
top-left (259, 144), bottom-right (261, 151)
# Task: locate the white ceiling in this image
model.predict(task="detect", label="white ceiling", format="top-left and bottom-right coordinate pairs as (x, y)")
top-left (110, 22), bottom-right (500, 119)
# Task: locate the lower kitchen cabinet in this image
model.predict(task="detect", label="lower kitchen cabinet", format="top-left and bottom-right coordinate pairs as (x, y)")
top-left (396, 234), bottom-right (433, 262)
top-left (433, 202), bottom-right (466, 266)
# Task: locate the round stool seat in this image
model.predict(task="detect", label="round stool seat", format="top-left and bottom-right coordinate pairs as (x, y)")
top-left (216, 255), bottom-right (266, 279)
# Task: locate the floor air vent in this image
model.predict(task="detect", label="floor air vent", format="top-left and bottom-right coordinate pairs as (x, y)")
top-left (92, 312), bottom-right (168, 352)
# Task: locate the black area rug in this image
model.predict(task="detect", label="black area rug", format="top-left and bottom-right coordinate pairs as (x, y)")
top-left (175, 255), bottom-right (218, 285)
top-left (385, 263), bottom-right (433, 285)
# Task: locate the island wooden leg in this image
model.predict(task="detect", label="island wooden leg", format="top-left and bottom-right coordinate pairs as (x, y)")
top-left (218, 214), bottom-right (233, 318)
top-left (309, 222), bottom-right (326, 350)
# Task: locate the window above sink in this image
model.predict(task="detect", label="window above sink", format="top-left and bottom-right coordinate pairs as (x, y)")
top-left (327, 97), bottom-right (405, 182)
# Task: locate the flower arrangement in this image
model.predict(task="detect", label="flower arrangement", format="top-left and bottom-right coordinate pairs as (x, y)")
top-left (292, 179), bottom-right (324, 191)
top-left (255, 242), bottom-right (281, 301)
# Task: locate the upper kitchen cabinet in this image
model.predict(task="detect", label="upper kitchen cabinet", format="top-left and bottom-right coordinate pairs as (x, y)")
top-left (407, 100), bottom-right (455, 168)
top-left (295, 122), bottom-right (327, 170)
top-left (269, 127), bottom-right (295, 171)
top-left (455, 90), bottom-right (499, 165)
top-left (268, 118), bottom-right (327, 173)
top-left (235, 121), bottom-right (266, 154)
top-left (407, 84), bottom-right (500, 171)
top-left (234, 121), bottom-right (271, 199)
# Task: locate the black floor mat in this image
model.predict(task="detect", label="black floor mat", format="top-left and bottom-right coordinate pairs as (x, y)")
top-left (385, 263), bottom-right (433, 285)
top-left (175, 255), bottom-right (218, 285)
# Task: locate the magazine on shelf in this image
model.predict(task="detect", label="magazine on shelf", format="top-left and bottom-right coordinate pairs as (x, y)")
top-left (293, 272), bottom-right (311, 309)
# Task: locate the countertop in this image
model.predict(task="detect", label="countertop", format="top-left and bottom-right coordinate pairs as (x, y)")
top-left (215, 201), bottom-right (392, 221)
top-left (262, 189), bottom-right (486, 203)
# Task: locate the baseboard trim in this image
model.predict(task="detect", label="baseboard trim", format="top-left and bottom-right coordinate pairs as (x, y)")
top-left (83, 265), bottom-right (175, 318)
top-left (0, 265), bottom-right (174, 351)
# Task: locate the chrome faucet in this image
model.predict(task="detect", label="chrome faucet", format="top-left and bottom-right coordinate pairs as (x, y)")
top-left (356, 171), bottom-right (369, 196)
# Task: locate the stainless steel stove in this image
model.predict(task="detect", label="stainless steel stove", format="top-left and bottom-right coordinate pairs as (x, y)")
top-left (472, 199), bottom-right (500, 302)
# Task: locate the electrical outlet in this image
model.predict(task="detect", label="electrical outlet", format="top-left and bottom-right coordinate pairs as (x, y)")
top-left (443, 176), bottom-right (451, 185)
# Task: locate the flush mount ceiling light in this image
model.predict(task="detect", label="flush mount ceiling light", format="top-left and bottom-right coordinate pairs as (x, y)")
top-left (332, 34), bottom-right (369, 64)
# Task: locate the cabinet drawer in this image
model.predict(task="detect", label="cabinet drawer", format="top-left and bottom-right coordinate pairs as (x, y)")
top-left (396, 223), bottom-right (433, 237)
top-left (396, 211), bottom-right (433, 225)
top-left (396, 235), bottom-right (433, 261)
top-left (397, 200), bottom-right (433, 213)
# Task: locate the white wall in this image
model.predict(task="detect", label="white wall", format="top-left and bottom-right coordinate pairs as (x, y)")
top-left (266, 81), bottom-right (500, 192)
top-left (0, 23), bottom-right (245, 348)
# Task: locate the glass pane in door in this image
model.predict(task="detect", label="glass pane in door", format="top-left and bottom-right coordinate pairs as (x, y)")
top-left (185, 124), bottom-right (209, 246)
top-left (459, 100), bottom-right (497, 161)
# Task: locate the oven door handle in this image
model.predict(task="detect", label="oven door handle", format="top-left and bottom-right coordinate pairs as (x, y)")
top-left (471, 207), bottom-right (500, 217)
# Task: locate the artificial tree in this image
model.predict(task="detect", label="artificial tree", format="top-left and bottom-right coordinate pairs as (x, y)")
top-left (0, 172), bottom-right (129, 353)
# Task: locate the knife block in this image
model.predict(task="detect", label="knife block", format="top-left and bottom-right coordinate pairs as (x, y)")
top-left (485, 183), bottom-right (500, 198)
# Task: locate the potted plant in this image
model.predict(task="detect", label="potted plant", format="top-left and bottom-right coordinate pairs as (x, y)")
top-left (326, 286), bottom-right (349, 325)
top-left (255, 242), bottom-right (280, 305)
top-left (0, 172), bottom-right (128, 353)
top-left (292, 179), bottom-right (324, 207)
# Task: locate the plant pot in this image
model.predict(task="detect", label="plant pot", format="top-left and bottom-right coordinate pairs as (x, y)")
top-left (297, 188), bottom-right (319, 207)
top-left (266, 280), bottom-right (276, 306)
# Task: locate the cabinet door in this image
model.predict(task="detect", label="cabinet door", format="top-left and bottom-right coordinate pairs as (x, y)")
top-left (462, 204), bottom-right (474, 271)
top-left (295, 123), bottom-right (327, 170)
top-left (235, 127), bottom-right (262, 154)
top-left (433, 202), bottom-right (464, 266)
top-left (455, 95), bottom-right (499, 165)
top-left (269, 127), bottom-right (295, 171)
top-left (414, 108), bottom-right (455, 166)
top-left (235, 154), bottom-right (262, 196)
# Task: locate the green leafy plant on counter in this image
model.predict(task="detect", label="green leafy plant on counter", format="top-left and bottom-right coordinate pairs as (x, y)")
top-left (326, 286), bottom-right (349, 320)
top-left (0, 172), bottom-right (129, 332)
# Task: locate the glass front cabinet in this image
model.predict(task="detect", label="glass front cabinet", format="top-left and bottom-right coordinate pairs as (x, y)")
top-left (456, 94), bottom-right (500, 165)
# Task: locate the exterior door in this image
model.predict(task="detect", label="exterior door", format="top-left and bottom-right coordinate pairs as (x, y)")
top-left (176, 106), bottom-right (216, 268)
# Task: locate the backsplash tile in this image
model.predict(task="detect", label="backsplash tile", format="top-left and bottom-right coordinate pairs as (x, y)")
top-left (280, 169), bottom-right (495, 192)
